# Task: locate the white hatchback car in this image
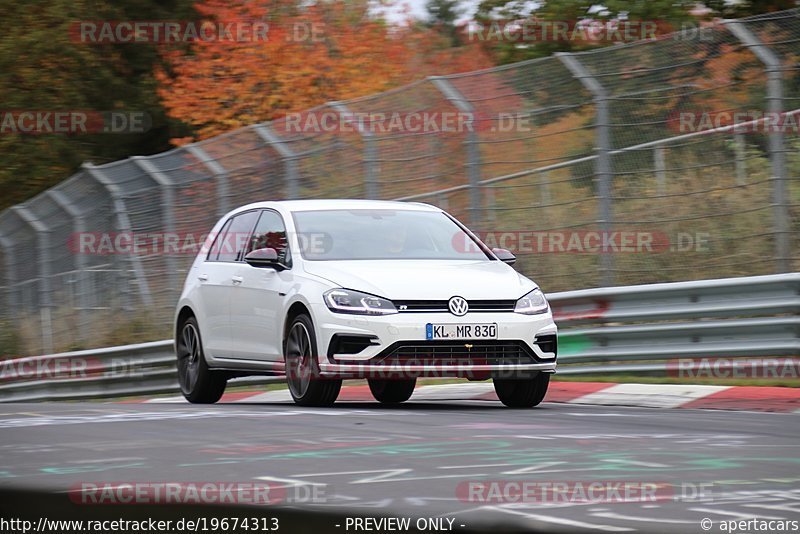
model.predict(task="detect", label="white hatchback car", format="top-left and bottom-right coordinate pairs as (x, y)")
top-left (174, 200), bottom-right (557, 407)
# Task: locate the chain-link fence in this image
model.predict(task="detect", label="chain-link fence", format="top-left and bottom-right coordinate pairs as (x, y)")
top-left (1, 10), bottom-right (798, 356)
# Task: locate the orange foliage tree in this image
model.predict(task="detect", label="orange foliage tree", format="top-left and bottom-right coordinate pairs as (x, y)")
top-left (157, 0), bottom-right (494, 143)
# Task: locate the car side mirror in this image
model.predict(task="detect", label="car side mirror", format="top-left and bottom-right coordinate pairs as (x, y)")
top-left (244, 248), bottom-right (284, 270)
top-left (492, 248), bottom-right (516, 266)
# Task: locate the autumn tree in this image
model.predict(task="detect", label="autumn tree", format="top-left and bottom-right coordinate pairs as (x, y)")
top-left (473, 0), bottom-right (698, 64)
top-left (0, 0), bottom-right (196, 210)
top-left (157, 0), bottom-right (416, 140)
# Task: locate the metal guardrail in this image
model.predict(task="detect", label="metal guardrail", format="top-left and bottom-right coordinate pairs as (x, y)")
top-left (0, 273), bottom-right (797, 401)
top-left (0, 341), bottom-right (283, 402)
top-left (550, 273), bottom-right (800, 374)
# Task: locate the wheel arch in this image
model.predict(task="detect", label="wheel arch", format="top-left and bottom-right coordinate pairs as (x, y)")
top-left (175, 305), bottom-right (196, 341)
top-left (283, 301), bottom-right (312, 343)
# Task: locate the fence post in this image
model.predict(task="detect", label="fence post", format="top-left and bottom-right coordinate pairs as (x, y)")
top-left (557, 52), bottom-right (615, 286)
top-left (48, 190), bottom-right (90, 345)
top-left (330, 102), bottom-right (380, 199)
top-left (132, 157), bottom-right (180, 306)
top-left (11, 206), bottom-right (53, 354)
top-left (726, 21), bottom-right (790, 273)
top-left (254, 124), bottom-right (299, 200)
top-left (654, 146), bottom-right (667, 194)
top-left (83, 163), bottom-right (153, 309)
top-left (186, 145), bottom-right (231, 218)
top-left (540, 171), bottom-right (552, 206)
top-left (0, 231), bottom-right (20, 342)
top-left (733, 134), bottom-right (747, 185)
top-left (429, 77), bottom-right (483, 226)
top-left (437, 192), bottom-right (450, 211)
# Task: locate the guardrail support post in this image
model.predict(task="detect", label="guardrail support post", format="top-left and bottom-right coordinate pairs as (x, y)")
top-left (430, 77), bottom-right (483, 226)
top-left (557, 53), bottom-right (615, 286)
top-left (187, 145), bottom-right (231, 217)
top-left (83, 163), bottom-right (153, 310)
top-left (726, 21), bottom-right (790, 273)
top-left (254, 124), bottom-right (299, 200)
top-left (330, 102), bottom-right (380, 199)
top-left (11, 206), bottom-right (53, 354)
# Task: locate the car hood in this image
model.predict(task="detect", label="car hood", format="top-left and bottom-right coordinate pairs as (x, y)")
top-left (302, 260), bottom-right (536, 300)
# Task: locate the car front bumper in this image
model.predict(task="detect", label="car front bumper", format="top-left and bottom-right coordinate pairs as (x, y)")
top-left (311, 302), bottom-right (557, 379)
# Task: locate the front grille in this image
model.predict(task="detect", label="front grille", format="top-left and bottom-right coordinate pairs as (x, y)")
top-left (358, 340), bottom-right (540, 366)
top-left (393, 299), bottom-right (516, 313)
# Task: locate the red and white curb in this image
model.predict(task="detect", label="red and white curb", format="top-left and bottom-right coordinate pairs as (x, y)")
top-left (123, 381), bottom-right (800, 412)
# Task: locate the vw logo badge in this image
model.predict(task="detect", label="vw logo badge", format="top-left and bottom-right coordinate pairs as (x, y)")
top-left (448, 296), bottom-right (469, 316)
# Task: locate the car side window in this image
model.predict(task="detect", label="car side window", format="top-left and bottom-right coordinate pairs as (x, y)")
top-left (206, 218), bottom-right (232, 261)
top-left (217, 211), bottom-right (260, 262)
top-left (248, 210), bottom-right (291, 267)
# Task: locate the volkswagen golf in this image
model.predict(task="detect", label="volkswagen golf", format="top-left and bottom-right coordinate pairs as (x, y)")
top-left (174, 200), bottom-right (557, 407)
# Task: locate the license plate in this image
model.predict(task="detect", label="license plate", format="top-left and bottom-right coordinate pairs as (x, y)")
top-left (426, 323), bottom-right (497, 340)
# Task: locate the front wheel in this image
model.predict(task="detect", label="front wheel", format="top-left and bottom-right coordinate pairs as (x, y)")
top-left (176, 317), bottom-right (227, 404)
top-left (493, 373), bottom-right (550, 408)
top-left (284, 314), bottom-right (341, 407)
top-left (368, 379), bottom-right (416, 404)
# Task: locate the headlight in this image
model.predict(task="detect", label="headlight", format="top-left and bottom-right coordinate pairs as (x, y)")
top-left (514, 288), bottom-right (549, 315)
top-left (324, 289), bottom-right (398, 315)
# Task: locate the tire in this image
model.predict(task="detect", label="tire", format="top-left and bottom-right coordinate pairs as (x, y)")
top-left (176, 317), bottom-right (227, 404)
top-left (368, 379), bottom-right (416, 404)
top-left (284, 313), bottom-right (341, 407)
top-left (493, 373), bottom-right (550, 408)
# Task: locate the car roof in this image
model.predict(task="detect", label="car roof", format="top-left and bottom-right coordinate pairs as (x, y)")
top-left (232, 199), bottom-right (442, 213)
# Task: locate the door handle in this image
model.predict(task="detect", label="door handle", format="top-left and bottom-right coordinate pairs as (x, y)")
top-left (197, 274), bottom-right (209, 282)
top-left (232, 275), bottom-right (243, 284)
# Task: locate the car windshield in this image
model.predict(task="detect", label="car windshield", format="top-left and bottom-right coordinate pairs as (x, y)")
top-left (291, 209), bottom-right (491, 261)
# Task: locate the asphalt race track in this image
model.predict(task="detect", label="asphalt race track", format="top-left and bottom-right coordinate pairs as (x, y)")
top-left (1, 397), bottom-right (799, 533)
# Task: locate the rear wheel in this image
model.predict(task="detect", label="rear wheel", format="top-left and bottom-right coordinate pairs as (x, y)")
top-left (176, 317), bottom-right (227, 404)
top-left (368, 379), bottom-right (416, 404)
top-left (284, 314), bottom-right (341, 407)
top-left (493, 373), bottom-right (550, 408)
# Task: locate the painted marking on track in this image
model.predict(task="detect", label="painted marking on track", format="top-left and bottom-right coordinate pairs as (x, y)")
top-left (603, 458), bottom-right (670, 468)
top-left (502, 462), bottom-right (569, 475)
top-left (254, 476), bottom-right (325, 487)
top-left (485, 506), bottom-right (634, 532)
top-left (404, 496), bottom-right (460, 506)
top-left (69, 457), bottom-right (146, 464)
top-left (293, 468), bottom-right (482, 485)
top-left (690, 507), bottom-right (784, 520)
top-left (439, 463), bottom-right (512, 470)
top-left (591, 511), bottom-right (696, 524)
top-left (743, 503), bottom-right (799, 513)
top-left (562, 412), bottom-right (643, 417)
top-left (0, 409), bottom-right (408, 428)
